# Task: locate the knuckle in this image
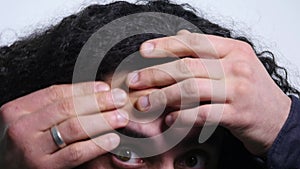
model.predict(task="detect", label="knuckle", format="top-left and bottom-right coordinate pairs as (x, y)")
top-left (0, 101), bottom-right (26, 124)
top-left (178, 58), bottom-right (194, 75)
top-left (147, 68), bottom-right (158, 85)
top-left (66, 118), bottom-right (82, 137)
top-left (57, 100), bottom-right (74, 117)
top-left (234, 80), bottom-right (251, 96)
top-left (68, 145), bottom-right (84, 163)
top-left (0, 102), bottom-right (10, 114)
top-left (187, 33), bottom-right (200, 47)
top-left (152, 90), bottom-right (167, 106)
top-left (0, 101), bottom-right (18, 114)
top-left (231, 61), bottom-right (253, 78)
top-left (0, 102), bottom-right (13, 121)
top-left (233, 41), bottom-right (255, 57)
top-left (163, 38), bottom-right (174, 51)
top-left (6, 121), bottom-right (23, 140)
top-left (140, 68), bottom-right (161, 87)
top-left (180, 79), bottom-right (198, 97)
top-left (47, 85), bottom-right (65, 101)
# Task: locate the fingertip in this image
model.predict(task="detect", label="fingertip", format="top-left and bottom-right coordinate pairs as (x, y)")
top-left (127, 71), bottom-right (139, 87)
top-left (95, 133), bottom-right (120, 151)
top-left (94, 82), bottom-right (110, 92)
top-left (136, 95), bottom-right (151, 112)
top-left (165, 113), bottom-right (177, 126)
top-left (140, 41), bottom-right (155, 56)
top-left (106, 133), bottom-right (121, 150)
top-left (112, 88), bottom-right (128, 107)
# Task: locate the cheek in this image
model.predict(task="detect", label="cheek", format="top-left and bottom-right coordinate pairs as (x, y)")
top-left (80, 154), bottom-right (115, 169)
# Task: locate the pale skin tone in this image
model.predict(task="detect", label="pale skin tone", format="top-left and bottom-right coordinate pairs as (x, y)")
top-left (0, 31), bottom-right (292, 168)
top-left (0, 82), bottom-right (130, 169)
top-left (79, 127), bottom-right (220, 169)
top-left (127, 30), bottom-right (292, 155)
top-left (0, 75), bottom-right (220, 169)
top-left (77, 84), bottom-right (221, 169)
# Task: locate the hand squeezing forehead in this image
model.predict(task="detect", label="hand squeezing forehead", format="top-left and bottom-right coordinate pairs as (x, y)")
top-left (127, 30), bottom-right (292, 156)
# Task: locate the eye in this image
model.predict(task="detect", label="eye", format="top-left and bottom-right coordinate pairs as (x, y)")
top-left (112, 146), bottom-right (145, 168)
top-left (175, 151), bottom-right (208, 169)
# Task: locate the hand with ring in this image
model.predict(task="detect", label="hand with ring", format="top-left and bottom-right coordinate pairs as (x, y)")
top-left (0, 81), bottom-right (129, 169)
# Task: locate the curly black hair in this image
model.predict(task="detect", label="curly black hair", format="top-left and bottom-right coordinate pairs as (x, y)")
top-left (0, 1), bottom-right (298, 168)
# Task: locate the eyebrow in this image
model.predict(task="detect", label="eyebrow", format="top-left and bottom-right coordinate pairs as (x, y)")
top-left (117, 127), bottom-right (150, 138)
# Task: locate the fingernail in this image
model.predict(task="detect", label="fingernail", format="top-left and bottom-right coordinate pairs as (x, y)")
top-left (112, 88), bottom-right (128, 106)
top-left (105, 133), bottom-right (120, 150)
top-left (127, 71), bottom-right (139, 85)
top-left (166, 114), bottom-right (176, 126)
top-left (138, 95), bottom-right (150, 111)
top-left (141, 42), bottom-right (154, 54)
top-left (95, 83), bottom-right (110, 92)
top-left (116, 110), bottom-right (129, 125)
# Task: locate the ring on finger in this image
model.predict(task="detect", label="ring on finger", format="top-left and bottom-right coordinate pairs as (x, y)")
top-left (50, 125), bottom-right (66, 149)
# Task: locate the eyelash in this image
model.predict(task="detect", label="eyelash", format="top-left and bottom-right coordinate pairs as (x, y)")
top-left (111, 146), bottom-right (145, 169)
top-left (111, 146), bottom-right (210, 169)
top-left (175, 150), bottom-right (209, 169)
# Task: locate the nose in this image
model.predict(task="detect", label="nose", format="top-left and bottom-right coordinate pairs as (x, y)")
top-left (159, 157), bottom-right (175, 169)
top-left (160, 163), bottom-right (175, 169)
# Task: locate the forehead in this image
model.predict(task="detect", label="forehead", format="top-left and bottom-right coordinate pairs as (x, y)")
top-left (106, 71), bottom-right (223, 154)
top-left (107, 71), bottom-right (223, 130)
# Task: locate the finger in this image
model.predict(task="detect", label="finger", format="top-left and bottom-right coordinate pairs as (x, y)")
top-left (165, 104), bottom-right (232, 127)
top-left (136, 78), bottom-right (227, 112)
top-left (28, 88), bottom-right (128, 130)
top-left (49, 133), bottom-right (120, 169)
top-left (127, 58), bottom-right (224, 89)
top-left (42, 110), bottom-right (128, 153)
top-left (176, 29), bottom-right (191, 35)
top-left (1, 82), bottom-right (110, 122)
top-left (140, 32), bottom-right (236, 59)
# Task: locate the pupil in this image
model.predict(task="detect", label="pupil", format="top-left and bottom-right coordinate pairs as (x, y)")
top-left (186, 156), bottom-right (197, 167)
top-left (117, 149), bottom-right (132, 162)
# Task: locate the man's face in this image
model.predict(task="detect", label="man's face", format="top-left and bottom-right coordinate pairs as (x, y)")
top-left (78, 73), bottom-right (221, 169)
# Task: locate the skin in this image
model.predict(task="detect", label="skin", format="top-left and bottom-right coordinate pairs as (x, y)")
top-left (77, 84), bottom-right (221, 169)
top-left (0, 30), bottom-right (292, 168)
top-left (79, 128), bottom-right (220, 169)
top-left (127, 30), bottom-right (292, 156)
top-left (0, 82), bottom-right (130, 169)
top-left (0, 72), bottom-right (221, 169)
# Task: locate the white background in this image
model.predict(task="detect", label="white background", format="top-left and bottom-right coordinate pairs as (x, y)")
top-left (0, 0), bottom-right (299, 88)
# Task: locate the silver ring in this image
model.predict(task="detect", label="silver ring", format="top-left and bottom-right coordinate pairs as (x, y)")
top-left (50, 125), bottom-right (66, 148)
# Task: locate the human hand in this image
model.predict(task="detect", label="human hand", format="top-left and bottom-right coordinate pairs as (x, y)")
top-left (126, 30), bottom-right (292, 156)
top-left (0, 82), bottom-right (129, 169)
